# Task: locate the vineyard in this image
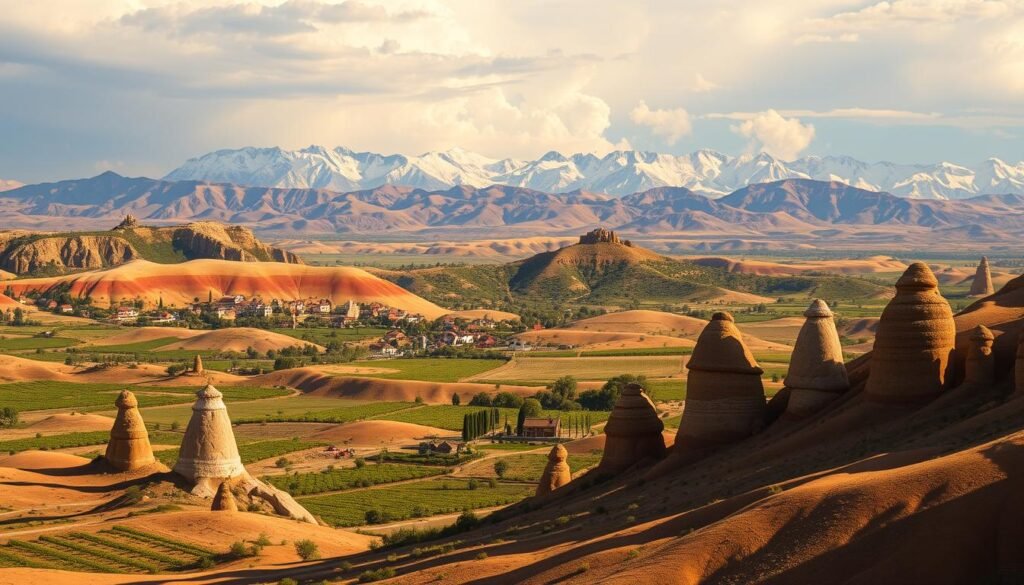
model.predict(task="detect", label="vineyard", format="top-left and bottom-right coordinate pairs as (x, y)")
top-left (267, 463), bottom-right (447, 496)
top-left (155, 438), bottom-right (325, 467)
top-left (299, 478), bottom-right (534, 527)
top-left (0, 381), bottom-right (289, 412)
top-left (0, 525), bottom-right (218, 573)
top-left (0, 430), bottom-right (184, 454)
top-left (461, 453), bottom-right (602, 482)
top-left (380, 404), bottom-right (611, 433)
top-left (231, 400), bottom-right (415, 424)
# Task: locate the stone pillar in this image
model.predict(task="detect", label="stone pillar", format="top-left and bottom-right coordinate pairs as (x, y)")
top-left (105, 390), bottom-right (156, 471)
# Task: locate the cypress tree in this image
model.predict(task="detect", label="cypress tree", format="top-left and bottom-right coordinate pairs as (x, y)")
top-left (462, 413), bottom-right (469, 442)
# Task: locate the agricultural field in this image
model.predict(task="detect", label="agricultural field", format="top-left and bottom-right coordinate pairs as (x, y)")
top-left (1, 382), bottom-right (290, 413)
top-left (470, 355), bottom-right (686, 384)
top-left (271, 327), bottom-right (387, 346)
top-left (230, 400), bottom-right (416, 424)
top-left (299, 478), bottom-right (535, 527)
top-left (266, 462), bottom-right (448, 496)
top-left (132, 396), bottom-right (375, 427)
top-left (461, 452), bottom-right (602, 482)
top-left (0, 336), bottom-right (79, 350)
top-left (378, 404), bottom-right (609, 433)
top-left (646, 378), bottom-right (686, 402)
top-left (0, 525), bottom-right (219, 573)
top-left (155, 438), bottom-right (325, 467)
top-left (0, 430), bottom-right (184, 454)
top-left (348, 358), bottom-right (507, 382)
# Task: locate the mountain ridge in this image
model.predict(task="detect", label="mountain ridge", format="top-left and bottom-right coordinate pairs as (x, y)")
top-left (164, 145), bottom-right (1024, 200)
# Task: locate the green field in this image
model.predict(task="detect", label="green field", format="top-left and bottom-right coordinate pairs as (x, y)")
top-left (461, 452), bottom-right (601, 482)
top-left (348, 358), bottom-right (506, 383)
top-left (271, 327), bottom-right (387, 346)
top-left (0, 382), bottom-right (290, 413)
top-left (299, 478), bottom-right (535, 527)
top-left (268, 463), bottom-right (448, 496)
top-left (231, 400), bottom-right (416, 424)
top-left (646, 378), bottom-right (686, 401)
top-left (378, 404), bottom-right (609, 433)
top-left (0, 430), bottom-right (184, 454)
top-left (0, 336), bottom-right (79, 350)
top-left (155, 438), bottom-right (325, 467)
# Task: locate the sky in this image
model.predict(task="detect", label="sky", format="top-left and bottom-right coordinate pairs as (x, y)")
top-left (1, 0), bottom-right (1023, 183)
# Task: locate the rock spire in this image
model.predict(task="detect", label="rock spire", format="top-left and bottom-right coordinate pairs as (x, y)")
top-left (783, 300), bottom-right (849, 418)
top-left (211, 481), bottom-right (238, 512)
top-left (597, 383), bottom-right (665, 473)
top-left (678, 312), bottom-right (766, 443)
top-left (193, 354), bottom-right (204, 375)
top-left (865, 262), bottom-right (956, 404)
top-left (963, 325), bottom-right (995, 388)
top-left (104, 390), bottom-right (156, 471)
top-left (536, 444), bottom-right (571, 496)
top-left (173, 384), bottom-right (245, 493)
top-left (969, 257), bottom-right (994, 297)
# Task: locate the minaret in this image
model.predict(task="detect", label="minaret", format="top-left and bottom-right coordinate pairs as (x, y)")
top-left (968, 257), bottom-right (994, 297)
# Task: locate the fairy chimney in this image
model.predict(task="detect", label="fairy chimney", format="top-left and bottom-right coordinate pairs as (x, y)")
top-left (783, 300), bottom-right (849, 418)
top-left (536, 444), bottom-right (571, 496)
top-left (963, 325), bottom-right (995, 388)
top-left (211, 481), bottom-right (238, 512)
top-left (104, 390), bottom-right (156, 471)
top-left (597, 383), bottom-right (665, 474)
top-left (193, 354), bottom-right (204, 375)
top-left (173, 384), bottom-right (245, 492)
top-left (969, 257), bottom-right (994, 297)
top-left (678, 312), bottom-right (766, 443)
top-left (865, 263), bottom-right (956, 404)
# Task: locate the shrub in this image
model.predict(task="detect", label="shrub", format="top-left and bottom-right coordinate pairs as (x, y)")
top-left (358, 567), bottom-right (396, 582)
top-left (255, 532), bottom-right (272, 547)
top-left (493, 459), bottom-right (509, 478)
top-left (354, 457), bottom-right (366, 468)
top-left (475, 551), bottom-right (488, 560)
top-left (294, 539), bottom-right (320, 561)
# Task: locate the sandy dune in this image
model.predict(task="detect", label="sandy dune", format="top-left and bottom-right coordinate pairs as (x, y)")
top-left (5, 258), bottom-right (449, 318)
top-left (311, 420), bottom-right (452, 445)
top-left (0, 450), bottom-right (92, 470)
top-left (254, 367), bottom-right (541, 403)
top-left (159, 327), bottom-right (323, 352)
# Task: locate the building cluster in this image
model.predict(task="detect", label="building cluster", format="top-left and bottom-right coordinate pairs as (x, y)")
top-left (367, 315), bottom-right (508, 356)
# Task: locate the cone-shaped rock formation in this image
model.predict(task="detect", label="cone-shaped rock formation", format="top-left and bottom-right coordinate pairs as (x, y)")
top-left (193, 354), bottom-right (204, 374)
top-left (104, 390), bottom-right (156, 471)
top-left (678, 312), bottom-right (766, 443)
top-left (865, 262), bottom-right (956, 404)
top-left (783, 300), bottom-right (849, 418)
top-left (969, 256), bottom-right (994, 296)
top-left (536, 444), bottom-right (571, 496)
top-left (211, 481), bottom-right (238, 512)
top-left (597, 383), bottom-right (665, 473)
top-left (964, 325), bottom-right (995, 388)
top-left (174, 384), bottom-right (245, 490)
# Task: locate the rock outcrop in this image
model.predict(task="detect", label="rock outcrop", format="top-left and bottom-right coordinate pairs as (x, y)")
top-left (536, 444), bottom-right (572, 496)
top-left (678, 312), bottom-right (766, 443)
top-left (597, 383), bottom-right (665, 474)
top-left (0, 221), bottom-right (300, 275)
top-left (865, 262), bottom-right (956, 405)
top-left (783, 300), bottom-right (849, 418)
top-left (104, 390), bottom-right (156, 471)
top-left (964, 325), bottom-right (995, 388)
top-left (578, 228), bottom-right (632, 247)
top-left (211, 481), bottom-right (238, 512)
top-left (969, 256), bottom-right (994, 297)
top-left (173, 384), bottom-right (245, 495)
top-left (193, 354), bottom-right (203, 375)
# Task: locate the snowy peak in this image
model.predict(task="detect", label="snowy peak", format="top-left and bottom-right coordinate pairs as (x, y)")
top-left (164, 146), bottom-right (1024, 200)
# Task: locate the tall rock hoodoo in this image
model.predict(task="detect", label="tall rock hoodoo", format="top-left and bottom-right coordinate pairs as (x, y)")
top-left (969, 257), bottom-right (994, 297)
top-left (192, 354), bottom-right (204, 375)
top-left (597, 383), bottom-right (665, 474)
top-left (865, 262), bottom-right (956, 405)
top-left (677, 312), bottom-right (766, 444)
top-left (211, 481), bottom-right (238, 512)
top-left (536, 444), bottom-right (572, 496)
top-left (104, 390), bottom-right (156, 471)
top-left (173, 384), bottom-right (245, 495)
top-left (783, 300), bottom-right (849, 418)
top-left (964, 325), bottom-right (995, 388)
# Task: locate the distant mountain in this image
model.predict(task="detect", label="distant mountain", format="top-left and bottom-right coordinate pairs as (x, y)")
top-left (164, 146), bottom-right (1024, 200)
top-left (3, 175), bottom-right (1024, 242)
top-left (0, 180), bottom-right (23, 192)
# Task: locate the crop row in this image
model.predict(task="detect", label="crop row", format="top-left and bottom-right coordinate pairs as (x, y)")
top-left (267, 463), bottom-right (447, 496)
top-left (232, 400), bottom-right (415, 424)
top-left (109, 525), bottom-right (215, 557)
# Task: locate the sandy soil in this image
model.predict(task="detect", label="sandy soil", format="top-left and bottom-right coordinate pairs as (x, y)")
top-left (159, 327), bottom-right (324, 353)
top-left (88, 327), bottom-right (202, 346)
top-left (444, 309), bottom-right (521, 322)
top-left (311, 420), bottom-right (453, 445)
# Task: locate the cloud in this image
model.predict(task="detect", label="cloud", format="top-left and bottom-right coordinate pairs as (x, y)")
top-left (731, 110), bottom-right (815, 160)
top-left (629, 100), bottom-right (692, 145)
top-left (692, 73), bottom-right (719, 93)
top-left (709, 108), bottom-right (942, 122)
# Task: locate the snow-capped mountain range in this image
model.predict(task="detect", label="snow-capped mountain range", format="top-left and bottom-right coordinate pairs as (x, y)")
top-left (164, 146), bottom-right (1024, 200)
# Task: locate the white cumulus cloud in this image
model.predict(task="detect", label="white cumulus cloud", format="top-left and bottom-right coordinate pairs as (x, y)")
top-left (629, 101), bottom-right (692, 145)
top-left (731, 110), bottom-right (815, 160)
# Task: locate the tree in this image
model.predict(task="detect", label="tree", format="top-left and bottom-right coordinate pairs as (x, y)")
top-left (491, 391), bottom-right (523, 408)
top-left (451, 393), bottom-right (461, 406)
top-left (579, 374), bottom-right (647, 411)
top-left (0, 407), bottom-right (18, 428)
top-left (468, 392), bottom-right (492, 406)
top-left (493, 459), bottom-right (509, 478)
top-left (516, 398), bottom-right (543, 435)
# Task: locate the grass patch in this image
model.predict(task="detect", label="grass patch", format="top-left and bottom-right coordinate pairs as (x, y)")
top-left (155, 438), bottom-right (325, 467)
top-left (0, 336), bottom-right (79, 350)
top-left (0, 381), bottom-right (290, 413)
top-left (267, 463), bottom-right (448, 496)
